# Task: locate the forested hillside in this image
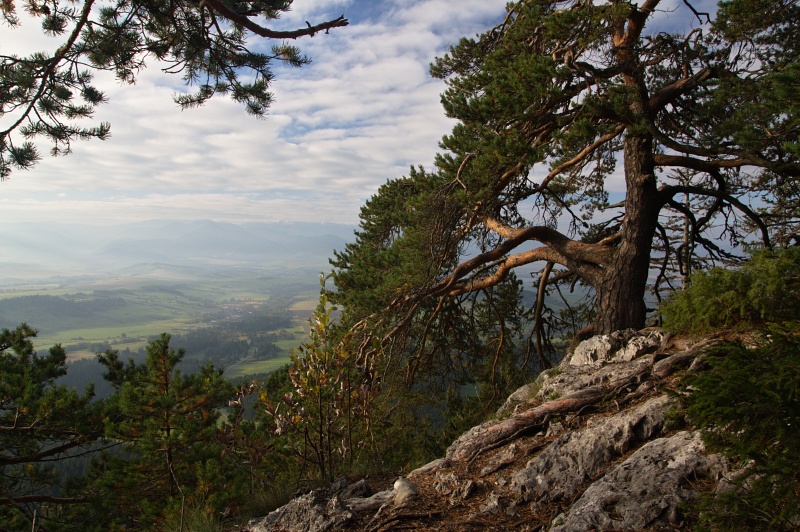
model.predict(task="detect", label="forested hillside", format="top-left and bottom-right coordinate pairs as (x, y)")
top-left (1, 0), bottom-right (798, 530)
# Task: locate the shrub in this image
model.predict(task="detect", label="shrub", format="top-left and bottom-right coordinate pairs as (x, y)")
top-left (259, 275), bottom-right (380, 482)
top-left (660, 247), bottom-right (800, 333)
top-left (679, 331), bottom-right (800, 530)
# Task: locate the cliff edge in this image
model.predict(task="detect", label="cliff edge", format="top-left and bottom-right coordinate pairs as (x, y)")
top-left (246, 329), bottom-right (735, 531)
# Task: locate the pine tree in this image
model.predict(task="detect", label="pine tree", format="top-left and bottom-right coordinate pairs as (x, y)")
top-left (0, 0), bottom-right (348, 178)
top-left (332, 0), bottom-right (800, 364)
top-left (80, 334), bottom-right (241, 528)
top-left (0, 324), bottom-right (102, 528)
top-left (331, 170), bottom-right (543, 445)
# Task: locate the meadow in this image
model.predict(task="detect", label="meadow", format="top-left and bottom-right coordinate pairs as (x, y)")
top-left (0, 265), bottom-right (324, 377)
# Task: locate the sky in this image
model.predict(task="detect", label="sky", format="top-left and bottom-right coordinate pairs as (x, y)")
top-left (0, 0), bottom-right (716, 227)
top-left (0, 0), bottom-right (509, 225)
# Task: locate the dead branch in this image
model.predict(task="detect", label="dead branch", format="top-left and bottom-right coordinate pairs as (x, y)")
top-left (681, 0), bottom-right (711, 23)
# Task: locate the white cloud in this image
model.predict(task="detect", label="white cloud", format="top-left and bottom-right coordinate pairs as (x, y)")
top-left (0, 0), bottom-right (507, 224)
top-left (1, 0), bottom-right (721, 230)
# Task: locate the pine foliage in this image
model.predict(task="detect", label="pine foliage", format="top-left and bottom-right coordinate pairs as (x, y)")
top-left (660, 248), bottom-right (800, 332)
top-left (0, 0), bottom-right (348, 178)
top-left (664, 249), bottom-right (800, 529)
top-left (680, 333), bottom-right (800, 530)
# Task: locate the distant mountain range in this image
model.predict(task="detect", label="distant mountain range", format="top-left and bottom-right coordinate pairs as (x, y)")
top-left (0, 220), bottom-right (356, 283)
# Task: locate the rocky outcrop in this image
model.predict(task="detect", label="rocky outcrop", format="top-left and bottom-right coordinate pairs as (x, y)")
top-left (509, 395), bottom-right (672, 503)
top-left (245, 329), bottom-right (731, 531)
top-left (550, 431), bottom-right (728, 531)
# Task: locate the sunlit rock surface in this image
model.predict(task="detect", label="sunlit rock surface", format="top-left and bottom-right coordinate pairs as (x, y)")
top-left (246, 329), bottom-right (732, 531)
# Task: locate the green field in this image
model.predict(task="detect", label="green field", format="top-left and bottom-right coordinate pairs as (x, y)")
top-left (224, 357), bottom-right (293, 379)
top-left (223, 323), bottom-right (311, 378)
top-left (0, 266), bottom-right (322, 370)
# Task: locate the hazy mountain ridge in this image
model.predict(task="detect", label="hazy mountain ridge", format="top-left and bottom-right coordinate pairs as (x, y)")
top-left (0, 220), bottom-right (356, 281)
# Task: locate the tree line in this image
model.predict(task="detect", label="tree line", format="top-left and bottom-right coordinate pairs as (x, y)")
top-left (1, 326), bottom-right (276, 529)
top-left (2, 0), bottom-right (798, 529)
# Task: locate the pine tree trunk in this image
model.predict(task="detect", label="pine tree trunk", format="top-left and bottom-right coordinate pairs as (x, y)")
top-left (594, 134), bottom-right (661, 334)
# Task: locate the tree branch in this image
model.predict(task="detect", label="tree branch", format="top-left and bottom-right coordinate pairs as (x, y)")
top-left (653, 141), bottom-right (800, 177)
top-left (534, 262), bottom-right (555, 369)
top-left (681, 0), bottom-right (711, 24)
top-left (648, 66), bottom-right (717, 113)
top-left (654, 153), bottom-right (751, 172)
top-left (538, 125), bottom-right (625, 191)
top-left (444, 247), bottom-right (567, 297)
top-left (0, 495), bottom-right (88, 505)
top-left (202, 0), bottom-right (348, 39)
top-left (483, 217), bottom-right (612, 267)
top-left (660, 183), bottom-right (772, 247)
top-left (0, 439), bottom-right (87, 467)
top-left (424, 218), bottom-right (612, 300)
top-left (0, 0), bottom-right (96, 138)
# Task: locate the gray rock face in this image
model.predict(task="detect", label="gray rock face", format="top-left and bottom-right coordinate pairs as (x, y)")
top-left (246, 329), bottom-right (733, 532)
top-left (246, 478), bottom-right (399, 532)
top-left (511, 395), bottom-right (671, 502)
top-left (568, 328), bottom-right (663, 367)
top-left (535, 329), bottom-right (665, 404)
top-left (247, 490), bottom-right (355, 532)
top-left (479, 443), bottom-right (518, 477)
top-left (550, 431), bottom-right (729, 531)
top-left (616, 330), bottom-right (666, 361)
top-left (495, 381), bottom-right (541, 416)
top-left (433, 471), bottom-right (478, 505)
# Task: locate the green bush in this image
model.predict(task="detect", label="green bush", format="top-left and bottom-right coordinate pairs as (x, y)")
top-left (661, 248), bottom-right (800, 333)
top-left (679, 331), bottom-right (800, 530)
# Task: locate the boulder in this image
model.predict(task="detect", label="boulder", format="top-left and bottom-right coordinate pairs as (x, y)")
top-left (550, 431), bottom-right (729, 531)
top-left (247, 489), bottom-right (355, 532)
top-left (511, 395), bottom-right (671, 503)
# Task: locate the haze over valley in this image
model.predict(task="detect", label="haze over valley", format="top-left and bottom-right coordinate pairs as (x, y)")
top-left (0, 219), bottom-right (354, 280)
top-left (0, 220), bottom-right (356, 379)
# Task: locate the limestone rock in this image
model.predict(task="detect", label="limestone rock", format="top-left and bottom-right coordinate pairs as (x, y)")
top-left (537, 353), bottom-right (654, 403)
top-left (479, 443), bottom-right (518, 477)
top-left (247, 489), bottom-right (354, 532)
top-left (477, 491), bottom-right (504, 515)
top-left (495, 381), bottom-right (541, 416)
top-left (433, 471), bottom-right (460, 496)
top-left (433, 471), bottom-right (479, 505)
top-left (567, 328), bottom-right (663, 367)
top-left (511, 395), bottom-right (671, 503)
top-left (616, 329), bottom-right (665, 361)
top-left (568, 329), bottom-right (633, 366)
top-left (568, 332), bottom-right (623, 366)
top-left (246, 329), bottom-right (732, 532)
top-left (549, 431), bottom-right (729, 531)
top-left (451, 479), bottom-right (477, 503)
top-left (393, 477), bottom-right (417, 505)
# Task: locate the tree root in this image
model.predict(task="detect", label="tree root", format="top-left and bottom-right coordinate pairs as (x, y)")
top-left (448, 343), bottom-right (714, 463)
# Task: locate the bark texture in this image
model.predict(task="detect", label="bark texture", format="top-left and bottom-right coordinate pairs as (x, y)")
top-left (595, 135), bottom-right (662, 333)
